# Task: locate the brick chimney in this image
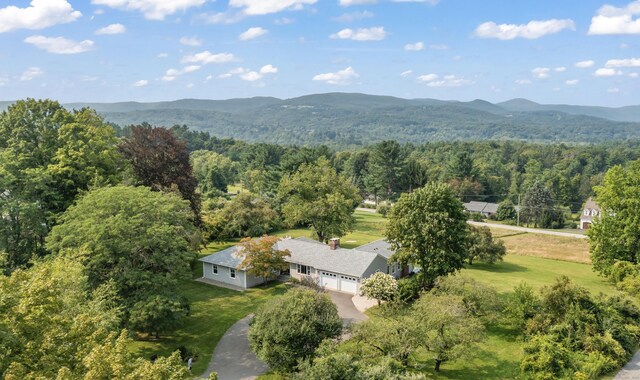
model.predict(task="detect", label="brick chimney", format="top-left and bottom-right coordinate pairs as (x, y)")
top-left (329, 238), bottom-right (340, 250)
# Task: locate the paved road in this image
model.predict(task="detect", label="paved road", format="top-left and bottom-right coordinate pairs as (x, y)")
top-left (616, 349), bottom-right (640, 379)
top-left (468, 221), bottom-right (588, 239)
top-left (200, 315), bottom-right (267, 380)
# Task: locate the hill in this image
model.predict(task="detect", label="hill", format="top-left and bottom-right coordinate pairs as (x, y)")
top-left (2, 93), bottom-right (640, 146)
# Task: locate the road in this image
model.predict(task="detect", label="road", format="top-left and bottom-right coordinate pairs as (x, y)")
top-left (467, 221), bottom-right (588, 239)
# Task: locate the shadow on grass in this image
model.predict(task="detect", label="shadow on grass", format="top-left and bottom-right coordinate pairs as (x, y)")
top-left (466, 261), bottom-right (528, 274)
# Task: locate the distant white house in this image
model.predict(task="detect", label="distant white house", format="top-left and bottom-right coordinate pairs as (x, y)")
top-left (463, 201), bottom-right (499, 218)
top-left (580, 198), bottom-right (600, 230)
top-left (199, 237), bottom-right (410, 295)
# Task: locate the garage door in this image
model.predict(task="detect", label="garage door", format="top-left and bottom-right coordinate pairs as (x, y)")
top-left (320, 272), bottom-right (338, 291)
top-left (339, 275), bottom-right (358, 294)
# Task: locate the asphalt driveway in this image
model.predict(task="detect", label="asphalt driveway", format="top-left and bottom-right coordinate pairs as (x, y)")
top-left (616, 349), bottom-right (640, 380)
top-left (327, 291), bottom-right (367, 324)
top-left (200, 315), bottom-right (267, 380)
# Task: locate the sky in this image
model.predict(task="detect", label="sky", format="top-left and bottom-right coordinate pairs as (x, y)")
top-left (0, 0), bottom-right (639, 106)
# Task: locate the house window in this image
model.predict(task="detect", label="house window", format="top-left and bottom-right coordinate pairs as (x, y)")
top-left (592, 210), bottom-right (598, 216)
top-left (584, 209), bottom-right (590, 216)
top-left (230, 268), bottom-right (236, 279)
top-left (391, 263), bottom-right (396, 274)
top-left (297, 264), bottom-right (310, 275)
top-left (212, 265), bottom-right (218, 275)
top-left (386, 265), bottom-right (390, 274)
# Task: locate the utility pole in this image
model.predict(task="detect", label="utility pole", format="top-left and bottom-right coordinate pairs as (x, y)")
top-left (515, 194), bottom-right (521, 227)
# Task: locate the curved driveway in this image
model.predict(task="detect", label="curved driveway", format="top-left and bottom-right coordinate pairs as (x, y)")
top-left (200, 315), bottom-right (267, 380)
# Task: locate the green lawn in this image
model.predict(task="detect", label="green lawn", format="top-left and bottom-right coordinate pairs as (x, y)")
top-left (130, 245), bottom-right (287, 376)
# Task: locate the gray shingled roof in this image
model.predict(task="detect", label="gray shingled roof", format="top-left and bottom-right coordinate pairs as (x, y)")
top-left (354, 240), bottom-right (395, 260)
top-left (199, 246), bottom-right (245, 269)
top-left (276, 238), bottom-right (379, 278)
top-left (464, 201), bottom-right (499, 214)
top-left (200, 237), bottom-right (386, 278)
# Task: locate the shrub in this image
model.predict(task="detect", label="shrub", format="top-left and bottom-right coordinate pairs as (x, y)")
top-left (360, 272), bottom-right (398, 306)
top-left (396, 275), bottom-right (422, 303)
top-left (376, 202), bottom-right (392, 217)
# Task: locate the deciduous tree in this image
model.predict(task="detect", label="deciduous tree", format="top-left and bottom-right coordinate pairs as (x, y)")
top-left (466, 225), bottom-right (506, 265)
top-left (239, 236), bottom-right (291, 285)
top-left (386, 183), bottom-right (469, 287)
top-left (359, 272), bottom-right (398, 306)
top-left (248, 288), bottom-right (342, 372)
top-left (279, 157), bottom-right (361, 243)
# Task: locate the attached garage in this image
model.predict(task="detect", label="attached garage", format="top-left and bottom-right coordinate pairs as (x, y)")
top-left (320, 271), bottom-right (338, 291)
top-left (339, 275), bottom-right (358, 294)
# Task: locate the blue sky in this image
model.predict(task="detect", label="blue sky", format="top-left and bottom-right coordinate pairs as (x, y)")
top-left (0, 0), bottom-right (639, 106)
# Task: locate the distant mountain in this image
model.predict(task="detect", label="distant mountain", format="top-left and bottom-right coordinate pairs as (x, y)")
top-left (498, 98), bottom-right (640, 122)
top-left (2, 93), bottom-right (640, 146)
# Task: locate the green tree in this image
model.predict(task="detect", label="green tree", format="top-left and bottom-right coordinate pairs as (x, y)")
top-left (495, 200), bottom-right (517, 221)
top-left (466, 226), bottom-right (506, 265)
top-left (359, 272), bottom-right (398, 306)
top-left (520, 335), bottom-right (573, 380)
top-left (386, 183), bottom-right (469, 287)
top-left (412, 293), bottom-right (485, 372)
top-left (588, 160), bottom-right (640, 275)
top-left (521, 181), bottom-right (560, 228)
top-left (248, 288), bottom-right (342, 372)
top-left (239, 236), bottom-right (291, 285)
top-left (365, 141), bottom-right (405, 200)
top-left (279, 157), bottom-right (361, 243)
top-left (191, 150), bottom-right (238, 197)
top-left (205, 193), bottom-right (279, 240)
top-left (46, 185), bottom-right (199, 331)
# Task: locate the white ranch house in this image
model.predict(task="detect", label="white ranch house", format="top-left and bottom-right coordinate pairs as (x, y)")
top-left (199, 237), bottom-right (409, 295)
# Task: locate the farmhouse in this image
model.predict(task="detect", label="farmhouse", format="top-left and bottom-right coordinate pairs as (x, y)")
top-left (580, 198), bottom-right (600, 230)
top-left (199, 237), bottom-right (407, 294)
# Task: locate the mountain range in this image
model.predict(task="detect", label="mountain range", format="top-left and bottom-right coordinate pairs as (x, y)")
top-left (2, 93), bottom-right (640, 146)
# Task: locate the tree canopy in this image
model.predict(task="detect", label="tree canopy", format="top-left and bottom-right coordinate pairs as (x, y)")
top-left (386, 183), bottom-right (469, 287)
top-left (46, 185), bottom-right (199, 332)
top-left (278, 157), bottom-right (361, 243)
top-left (239, 236), bottom-right (291, 285)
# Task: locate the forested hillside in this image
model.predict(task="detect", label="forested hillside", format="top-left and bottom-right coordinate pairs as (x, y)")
top-left (3, 94), bottom-right (639, 147)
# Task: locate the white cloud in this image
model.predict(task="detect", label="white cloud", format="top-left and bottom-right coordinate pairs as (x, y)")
top-left (183, 65), bottom-right (201, 73)
top-left (588, 1), bottom-right (640, 35)
top-left (180, 36), bottom-right (202, 46)
top-left (24, 35), bottom-right (94, 54)
top-left (594, 68), bottom-right (623, 76)
top-left (554, 66), bottom-right (566, 72)
top-left (515, 79), bottom-right (532, 85)
top-left (532, 67), bottom-right (551, 79)
top-left (330, 27), bottom-right (386, 41)
top-left (313, 66), bottom-right (359, 85)
top-left (340, 0), bottom-right (377, 5)
top-left (393, 0), bottom-right (439, 3)
top-left (0, 0), bottom-right (81, 33)
top-left (401, 70), bottom-right (413, 77)
top-left (95, 23), bottom-right (126, 35)
top-left (196, 11), bottom-right (245, 24)
top-left (608, 87), bottom-right (621, 93)
top-left (20, 67), bottom-right (44, 81)
top-left (239, 27), bottom-right (268, 40)
top-left (575, 60), bottom-right (595, 68)
top-left (92, 0), bottom-right (205, 20)
top-left (0, 76), bottom-right (8, 86)
top-left (259, 64), bottom-right (278, 74)
top-left (417, 73), bottom-right (472, 87)
top-left (133, 79), bottom-right (148, 87)
top-left (474, 19), bottom-right (575, 40)
top-left (333, 10), bottom-right (373, 22)
top-left (240, 71), bottom-right (262, 81)
top-left (404, 41), bottom-right (424, 51)
top-left (157, 52), bottom-right (168, 58)
top-left (229, 0), bottom-right (316, 15)
top-left (605, 58), bottom-right (640, 67)
top-left (629, 72), bottom-right (639, 78)
top-left (181, 51), bottom-right (237, 65)
top-left (565, 79), bottom-right (579, 85)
